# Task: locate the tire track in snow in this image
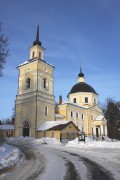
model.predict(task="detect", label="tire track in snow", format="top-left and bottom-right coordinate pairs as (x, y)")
top-left (58, 150), bottom-right (115, 180)
top-left (68, 152), bottom-right (115, 180)
top-left (63, 157), bottom-right (81, 180)
top-left (79, 156), bottom-right (114, 180)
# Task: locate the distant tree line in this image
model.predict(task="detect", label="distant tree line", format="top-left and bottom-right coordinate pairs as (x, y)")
top-left (0, 118), bottom-right (14, 125)
top-left (103, 98), bottom-right (120, 140)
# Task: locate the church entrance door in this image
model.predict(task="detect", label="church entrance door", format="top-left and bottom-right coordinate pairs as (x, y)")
top-left (23, 121), bottom-right (30, 137)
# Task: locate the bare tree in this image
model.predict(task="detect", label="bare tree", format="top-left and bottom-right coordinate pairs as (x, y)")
top-left (0, 22), bottom-right (9, 77)
top-left (2, 118), bottom-right (12, 125)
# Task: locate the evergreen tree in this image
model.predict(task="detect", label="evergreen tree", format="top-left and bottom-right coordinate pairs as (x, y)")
top-left (105, 98), bottom-right (120, 140)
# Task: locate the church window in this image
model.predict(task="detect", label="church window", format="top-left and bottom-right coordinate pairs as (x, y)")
top-left (23, 121), bottom-right (29, 128)
top-left (39, 52), bottom-right (41, 58)
top-left (43, 78), bottom-right (48, 89)
top-left (73, 98), bottom-right (76, 103)
top-left (94, 98), bottom-right (96, 104)
top-left (71, 111), bottom-right (73, 117)
top-left (25, 78), bottom-right (31, 89)
top-left (81, 114), bottom-right (84, 119)
top-left (43, 78), bottom-right (46, 88)
top-left (32, 51), bottom-right (35, 58)
top-left (76, 112), bottom-right (79, 118)
top-left (85, 97), bottom-right (88, 103)
top-left (45, 106), bottom-right (48, 116)
top-left (44, 68), bottom-right (47, 72)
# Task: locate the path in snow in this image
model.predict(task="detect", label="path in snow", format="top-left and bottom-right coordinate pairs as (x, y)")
top-left (0, 145), bottom-right (46, 180)
top-left (0, 144), bottom-right (118, 180)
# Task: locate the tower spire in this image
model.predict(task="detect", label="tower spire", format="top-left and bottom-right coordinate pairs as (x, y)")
top-left (33, 24), bottom-right (42, 46)
top-left (80, 66), bottom-right (82, 73)
top-left (36, 24), bottom-right (39, 42)
top-left (78, 65), bottom-right (84, 77)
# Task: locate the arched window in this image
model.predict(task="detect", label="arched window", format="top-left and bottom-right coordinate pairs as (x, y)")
top-left (73, 98), bottom-right (76, 103)
top-left (32, 51), bottom-right (35, 58)
top-left (22, 120), bottom-right (30, 137)
top-left (71, 111), bottom-right (73, 117)
top-left (94, 98), bottom-right (96, 104)
top-left (25, 78), bottom-right (31, 90)
top-left (43, 78), bottom-right (46, 88)
top-left (85, 97), bottom-right (88, 103)
top-left (44, 68), bottom-right (47, 72)
top-left (81, 114), bottom-right (84, 120)
top-left (76, 112), bottom-right (79, 118)
top-left (39, 52), bottom-right (41, 58)
top-left (45, 106), bottom-right (48, 116)
top-left (43, 78), bottom-right (48, 89)
top-left (23, 121), bottom-right (29, 128)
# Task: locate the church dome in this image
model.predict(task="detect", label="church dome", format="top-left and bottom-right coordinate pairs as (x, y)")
top-left (68, 82), bottom-right (98, 95)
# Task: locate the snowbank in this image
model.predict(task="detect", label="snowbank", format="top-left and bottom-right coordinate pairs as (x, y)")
top-left (36, 137), bottom-right (61, 145)
top-left (66, 137), bottom-right (120, 149)
top-left (7, 136), bottom-right (38, 145)
top-left (7, 136), bottom-right (61, 145)
top-left (0, 143), bottom-right (21, 170)
top-left (0, 137), bottom-right (60, 171)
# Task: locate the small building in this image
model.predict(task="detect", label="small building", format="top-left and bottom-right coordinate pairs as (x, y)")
top-left (0, 125), bottom-right (15, 139)
top-left (37, 121), bottom-right (80, 142)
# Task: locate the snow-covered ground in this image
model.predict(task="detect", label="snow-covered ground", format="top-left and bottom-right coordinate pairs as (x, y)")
top-left (66, 136), bottom-right (120, 148)
top-left (0, 137), bottom-right (61, 171)
top-left (0, 136), bottom-right (120, 174)
top-left (0, 143), bottom-right (22, 170)
top-left (7, 136), bottom-right (61, 145)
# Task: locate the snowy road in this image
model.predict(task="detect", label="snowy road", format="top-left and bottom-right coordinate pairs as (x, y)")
top-left (0, 144), bottom-right (119, 180)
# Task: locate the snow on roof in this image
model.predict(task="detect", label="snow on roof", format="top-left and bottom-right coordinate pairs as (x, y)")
top-left (18, 58), bottom-right (54, 68)
top-left (60, 101), bottom-right (86, 109)
top-left (18, 61), bottom-right (28, 66)
top-left (37, 121), bottom-right (71, 131)
top-left (55, 113), bottom-right (64, 118)
top-left (95, 115), bottom-right (104, 121)
top-left (0, 125), bottom-right (14, 130)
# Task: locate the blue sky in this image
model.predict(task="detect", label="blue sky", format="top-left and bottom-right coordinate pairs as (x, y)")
top-left (0, 0), bottom-right (120, 119)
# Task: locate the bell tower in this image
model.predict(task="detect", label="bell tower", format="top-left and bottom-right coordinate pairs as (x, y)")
top-left (15, 25), bottom-right (55, 138)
